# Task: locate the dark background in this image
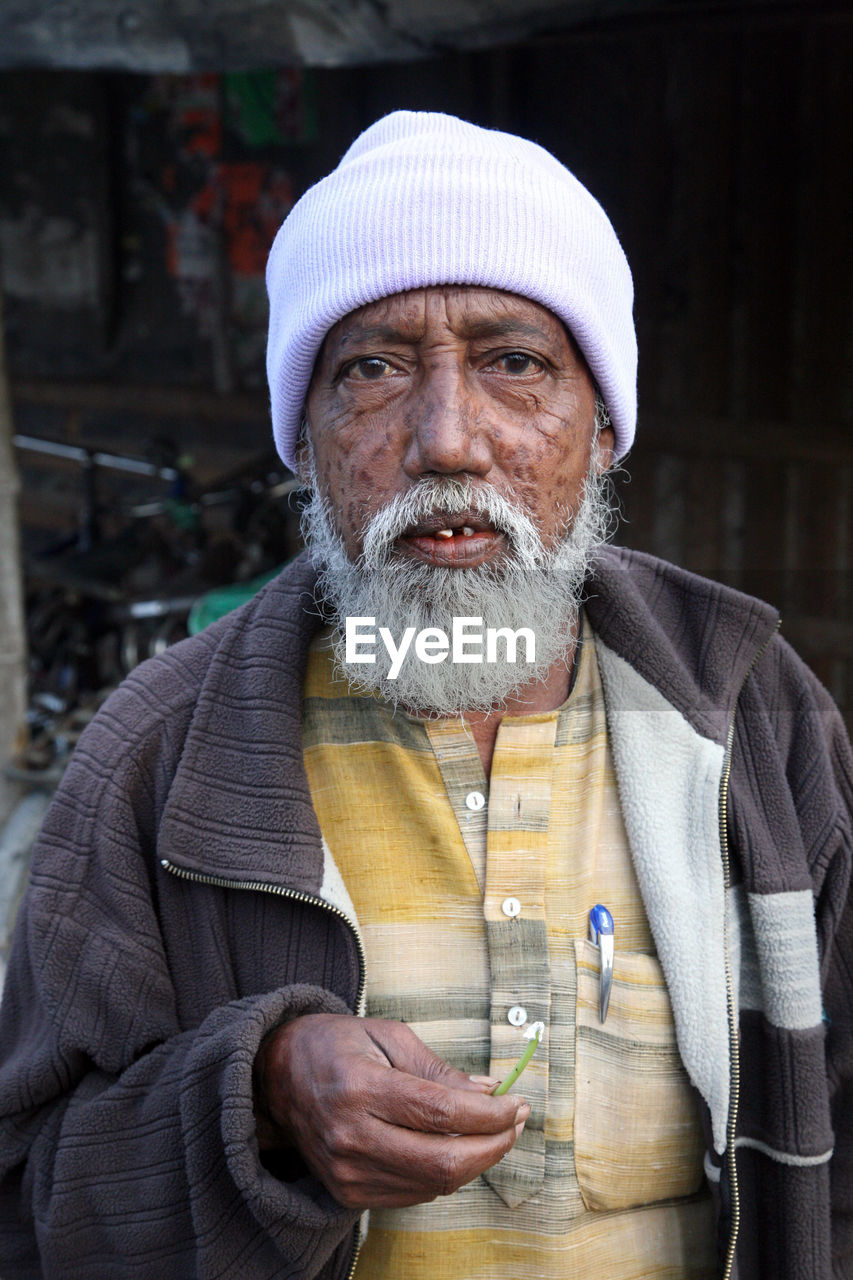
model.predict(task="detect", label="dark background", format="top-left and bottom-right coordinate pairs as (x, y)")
top-left (1, 3), bottom-right (851, 728)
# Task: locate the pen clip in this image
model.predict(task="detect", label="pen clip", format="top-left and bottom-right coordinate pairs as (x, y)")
top-left (588, 904), bottom-right (614, 1023)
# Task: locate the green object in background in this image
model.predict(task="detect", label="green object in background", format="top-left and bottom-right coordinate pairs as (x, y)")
top-left (187, 566), bottom-right (284, 635)
top-left (225, 70), bottom-right (318, 148)
top-left (165, 498), bottom-right (200, 532)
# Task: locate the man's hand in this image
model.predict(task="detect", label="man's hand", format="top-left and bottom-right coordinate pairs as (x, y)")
top-left (254, 1014), bottom-right (530, 1209)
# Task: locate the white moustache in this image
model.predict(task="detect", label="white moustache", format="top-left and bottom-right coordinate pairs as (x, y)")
top-left (361, 477), bottom-right (546, 571)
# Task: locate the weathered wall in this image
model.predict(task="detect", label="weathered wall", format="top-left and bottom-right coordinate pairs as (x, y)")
top-left (0, 0), bottom-right (813, 72)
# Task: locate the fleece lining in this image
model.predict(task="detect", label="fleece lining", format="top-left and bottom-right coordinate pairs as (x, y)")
top-left (594, 636), bottom-right (731, 1153)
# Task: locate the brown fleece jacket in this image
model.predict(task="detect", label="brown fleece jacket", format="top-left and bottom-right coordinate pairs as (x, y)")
top-left (0, 547), bottom-right (850, 1279)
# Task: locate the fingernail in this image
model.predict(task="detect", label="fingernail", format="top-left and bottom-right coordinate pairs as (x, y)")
top-left (470, 1075), bottom-right (500, 1087)
top-left (515, 1101), bottom-right (531, 1120)
top-left (515, 1119), bottom-right (526, 1137)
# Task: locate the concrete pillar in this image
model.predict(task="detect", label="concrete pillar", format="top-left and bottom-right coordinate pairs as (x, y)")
top-left (0, 282), bottom-right (27, 823)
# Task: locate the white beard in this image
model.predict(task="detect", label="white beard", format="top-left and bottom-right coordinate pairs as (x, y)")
top-left (301, 449), bottom-right (614, 717)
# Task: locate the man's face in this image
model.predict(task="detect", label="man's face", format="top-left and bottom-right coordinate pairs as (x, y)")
top-left (303, 285), bottom-right (614, 561)
top-left (300, 285), bottom-right (616, 715)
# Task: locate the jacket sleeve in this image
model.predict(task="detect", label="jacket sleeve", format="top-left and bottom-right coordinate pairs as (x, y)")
top-left (808, 684), bottom-right (853, 1276)
top-left (753, 637), bottom-right (853, 1274)
top-left (0, 699), bottom-right (359, 1280)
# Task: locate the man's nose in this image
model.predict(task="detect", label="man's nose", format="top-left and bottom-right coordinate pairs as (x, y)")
top-left (402, 364), bottom-right (493, 479)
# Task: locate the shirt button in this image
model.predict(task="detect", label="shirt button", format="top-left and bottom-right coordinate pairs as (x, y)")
top-left (508, 1005), bottom-right (528, 1027)
top-left (501, 896), bottom-right (522, 918)
top-left (466, 791), bottom-right (486, 811)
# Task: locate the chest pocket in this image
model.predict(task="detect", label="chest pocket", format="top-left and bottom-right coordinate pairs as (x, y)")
top-left (573, 940), bottom-right (706, 1212)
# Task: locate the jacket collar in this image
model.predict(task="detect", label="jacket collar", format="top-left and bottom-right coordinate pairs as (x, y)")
top-left (585, 544), bottom-right (780, 746)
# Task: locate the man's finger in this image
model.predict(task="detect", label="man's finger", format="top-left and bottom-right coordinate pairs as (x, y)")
top-left (363, 1019), bottom-right (503, 1094)
top-left (365, 1066), bottom-right (528, 1137)
top-left (318, 1111), bottom-right (527, 1208)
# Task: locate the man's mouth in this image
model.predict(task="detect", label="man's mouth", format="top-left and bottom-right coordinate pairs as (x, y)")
top-left (397, 513), bottom-right (506, 566)
top-left (433, 525), bottom-right (475, 539)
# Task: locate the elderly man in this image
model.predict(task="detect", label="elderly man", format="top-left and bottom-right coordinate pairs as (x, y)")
top-left (0, 112), bottom-right (851, 1280)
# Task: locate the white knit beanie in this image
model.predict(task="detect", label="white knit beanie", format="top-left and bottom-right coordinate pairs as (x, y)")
top-left (266, 110), bottom-right (636, 470)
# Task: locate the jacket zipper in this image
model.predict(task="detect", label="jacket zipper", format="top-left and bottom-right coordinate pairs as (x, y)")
top-left (718, 718), bottom-right (741, 1280)
top-left (718, 619), bottom-right (780, 1280)
top-left (160, 858), bottom-right (368, 1280)
top-left (159, 858), bottom-right (367, 1016)
top-left (344, 1218), bottom-right (363, 1280)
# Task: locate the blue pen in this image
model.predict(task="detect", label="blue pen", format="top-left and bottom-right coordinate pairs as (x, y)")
top-left (588, 904), bottom-right (614, 1023)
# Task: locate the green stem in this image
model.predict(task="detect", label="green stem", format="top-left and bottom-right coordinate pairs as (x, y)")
top-left (492, 1023), bottom-right (543, 1095)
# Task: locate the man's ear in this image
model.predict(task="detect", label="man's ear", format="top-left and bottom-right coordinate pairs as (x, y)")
top-left (294, 418), bottom-right (313, 486)
top-left (595, 424), bottom-right (615, 474)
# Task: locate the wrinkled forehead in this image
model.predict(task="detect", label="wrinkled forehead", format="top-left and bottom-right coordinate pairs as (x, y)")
top-left (313, 284), bottom-right (588, 374)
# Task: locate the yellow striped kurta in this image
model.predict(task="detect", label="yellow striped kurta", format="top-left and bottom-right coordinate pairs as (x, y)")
top-left (303, 624), bottom-right (716, 1278)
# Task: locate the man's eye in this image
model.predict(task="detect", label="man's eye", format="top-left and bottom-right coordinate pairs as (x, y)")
top-left (345, 357), bottom-right (393, 380)
top-left (497, 352), bottom-right (542, 375)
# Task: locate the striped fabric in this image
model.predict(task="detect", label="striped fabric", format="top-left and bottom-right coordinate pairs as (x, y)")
top-left (303, 624), bottom-right (716, 1278)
